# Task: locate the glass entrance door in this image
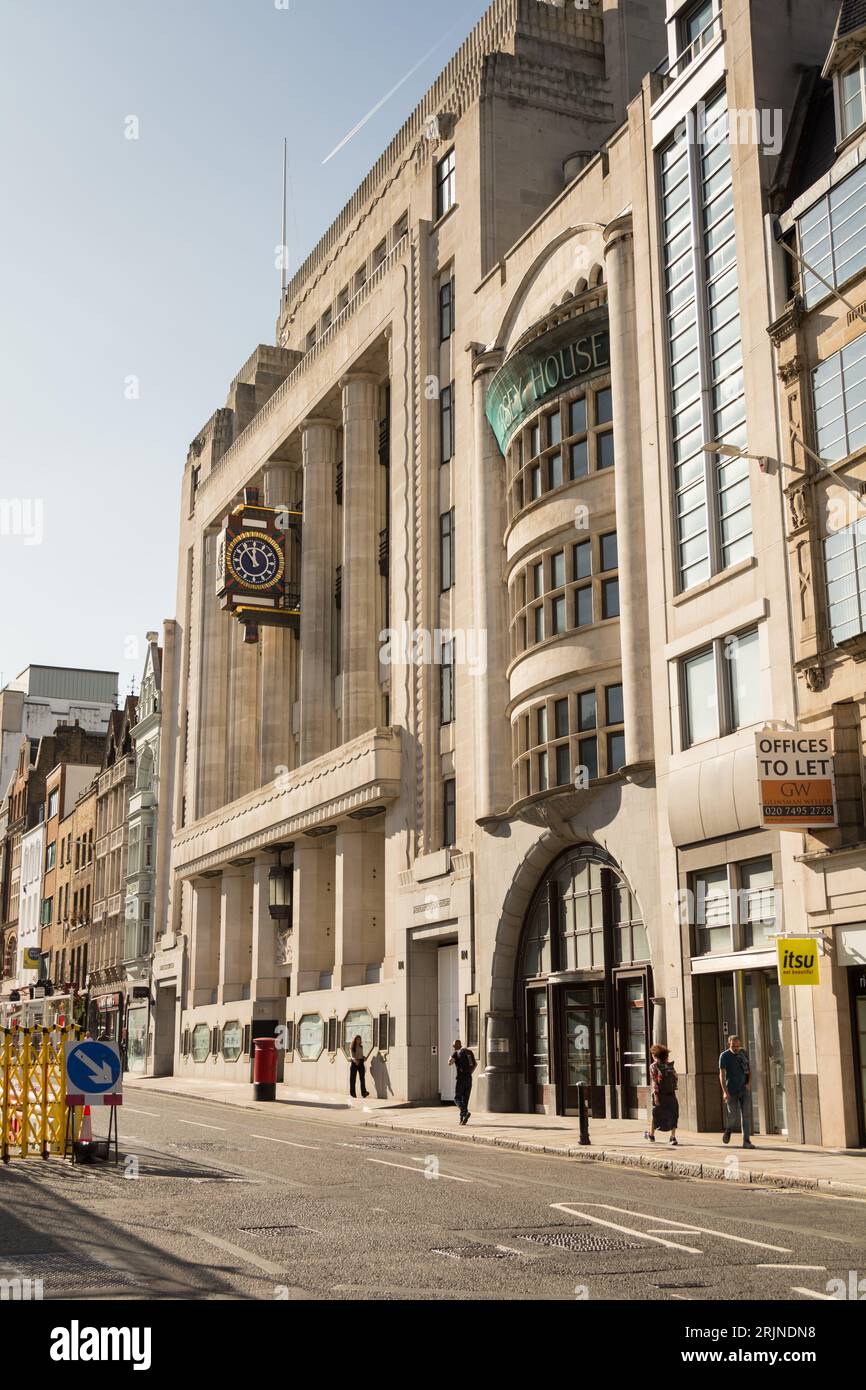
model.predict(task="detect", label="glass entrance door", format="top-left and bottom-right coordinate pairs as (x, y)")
top-left (561, 985), bottom-right (606, 1116)
top-left (527, 988), bottom-right (549, 1113)
top-left (852, 969), bottom-right (866, 1146)
top-left (618, 975), bottom-right (649, 1117)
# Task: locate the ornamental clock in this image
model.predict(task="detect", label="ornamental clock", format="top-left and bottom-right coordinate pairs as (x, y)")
top-left (216, 489), bottom-right (301, 640)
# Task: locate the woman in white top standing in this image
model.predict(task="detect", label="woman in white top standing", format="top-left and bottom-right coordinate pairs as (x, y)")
top-left (349, 1034), bottom-right (370, 1099)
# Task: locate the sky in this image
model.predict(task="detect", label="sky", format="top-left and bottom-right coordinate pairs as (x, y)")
top-left (0, 0), bottom-right (490, 697)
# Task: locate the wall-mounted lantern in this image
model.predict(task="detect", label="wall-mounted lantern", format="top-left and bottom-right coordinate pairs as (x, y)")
top-left (268, 846), bottom-right (293, 922)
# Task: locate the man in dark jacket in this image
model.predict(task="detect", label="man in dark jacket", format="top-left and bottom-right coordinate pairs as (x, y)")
top-left (719, 1034), bottom-right (755, 1149)
top-left (448, 1038), bottom-right (475, 1125)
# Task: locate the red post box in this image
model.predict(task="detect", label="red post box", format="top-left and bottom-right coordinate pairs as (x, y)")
top-left (253, 1037), bottom-right (278, 1102)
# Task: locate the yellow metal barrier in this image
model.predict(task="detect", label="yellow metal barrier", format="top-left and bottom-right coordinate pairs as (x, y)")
top-left (0, 1027), bottom-right (81, 1161)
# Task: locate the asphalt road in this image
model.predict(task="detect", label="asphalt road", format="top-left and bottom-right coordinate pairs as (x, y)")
top-left (2, 1092), bottom-right (865, 1302)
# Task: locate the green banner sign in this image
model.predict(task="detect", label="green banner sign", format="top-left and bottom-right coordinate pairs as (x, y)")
top-left (485, 308), bottom-right (610, 456)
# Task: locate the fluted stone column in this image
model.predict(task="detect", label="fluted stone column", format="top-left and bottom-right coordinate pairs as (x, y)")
top-left (340, 373), bottom-right (380, 743)
top-left (259, 462), bottom-right (295, 784)
top-left (197, 526), bottom-right (230, 818)
top-left (471, 350), bottom-right (512, 820)
top-left (299, 419), bottom-right (337, 764)
top-left (604, 214), bottom-right (653, 767)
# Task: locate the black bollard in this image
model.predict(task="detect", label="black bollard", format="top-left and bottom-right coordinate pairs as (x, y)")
top-left (577, 1083), bottom-right (591, 1146)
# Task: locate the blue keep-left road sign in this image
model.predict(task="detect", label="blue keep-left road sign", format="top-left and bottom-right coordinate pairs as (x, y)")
top-left (65, 1041), bottom-right (122, 1099)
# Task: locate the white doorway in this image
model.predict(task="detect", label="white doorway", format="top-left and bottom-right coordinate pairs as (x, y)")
top-left (437, 944), bottom-right (460, 1101)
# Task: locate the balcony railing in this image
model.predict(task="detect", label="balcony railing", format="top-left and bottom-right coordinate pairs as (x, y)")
top-left (654, 12), bottom-right (723, 90)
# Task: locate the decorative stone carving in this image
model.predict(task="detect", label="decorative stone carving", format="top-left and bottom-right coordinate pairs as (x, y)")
top-left (803, 665), bottom-right (826, 693)
top-left (276, 926), bottom-right (293, 967)
top-left (778, 354), bottom-right (806, 385)
top-left (789, 486), bottom-right (810, 530)
top-left (768, 295), bottom-right (805, 346)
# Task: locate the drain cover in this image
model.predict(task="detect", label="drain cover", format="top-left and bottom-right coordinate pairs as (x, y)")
top-left (0, 1253), bottom-right (140, 1288)
top-left (431, 1244), bottom-right (522, 1261)
top-left (518, 1231), bottom-right (641, 1252)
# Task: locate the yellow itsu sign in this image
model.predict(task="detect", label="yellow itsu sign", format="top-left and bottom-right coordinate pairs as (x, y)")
top-left (755, 732), bottom-right (837, 829)
top-left (777, 938), bottom-right (820, 986)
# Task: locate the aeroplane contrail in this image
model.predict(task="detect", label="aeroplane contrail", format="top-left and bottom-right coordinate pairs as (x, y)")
top-left (322, 17), bottom-right (467, 165)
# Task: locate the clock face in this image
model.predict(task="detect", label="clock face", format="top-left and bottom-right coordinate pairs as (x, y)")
top-left (226, 531), bottom-right (284, 589)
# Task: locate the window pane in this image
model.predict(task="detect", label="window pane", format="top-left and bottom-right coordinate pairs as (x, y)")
top-left (555, 744), bottom-right (571, 787)
top-left (549, 452), bottom-right (563, 488)
top-left (551, 551), bottom-right (566, 589)
top-left (727, 627), bottom-right (762, 729)
top-left (608, 731), bottom-right (626, 773)
top-left (578, 737), bottom-right (598, 781)
top-left (595, 386), bottom-right (613, 424)
top-left (574, 540), bottom-right (592, 580)
top-left (598, 431), bottom-right (615, 470)
top-left (740, 857), bottom-right (776, 946)
top-left (554, 698), bottom-right (569, 739)
top-left (684, 647), bottom-right (717, 744)
top-left (549, 411), bottom-right (562, 446)
top-left (537, 707), bottom-right (548, 744)
top-left (602, 578), bottom-right (620, 618)
top-left (570, 397), bottom-right (587, 436)
top-left (552, 596), bottom-right (566, 634)
top-left (695, 867), bottom-right (731, 952)
top-left (533, 562), bottom-right (544, 598)
top-left (575, 586), bottom-right (593, 627)
top-left (531, 466), bottom-right (542, 499)
top-left (578, 690), bottom-right (597, 732)
top-left (605, 683), bottom-right (624, 726)
top-left (600, 532), bottom-right (618, 571)
top-left (571, 440), bottom-right (588, 478)
top-left (534, 606), bottom-right (544, 643)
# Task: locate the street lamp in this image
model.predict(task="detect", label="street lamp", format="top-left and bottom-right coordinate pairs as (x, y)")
top-left (268, 846), bottom-right (293, 923)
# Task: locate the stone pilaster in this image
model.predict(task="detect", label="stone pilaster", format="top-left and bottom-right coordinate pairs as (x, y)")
top-left (471, 350), bottom-right (512, 820)
top-left (218, 868), bottom-right (250, 1005)
top-left (334, 825), bottom-right (385, 988)
top-left (340, 373), bottom-right (381, 743)
top-left (299, 420), bottom-right (338, 764)
top-left (604, 213), bottom-right (653, 767)
top-left (251, 857), bottom-right (289, 1003)
top-left (189, 880), bottom-right (220, 1007)
top-left (259, 462), bottom-right (296, 784)
top-left (292, 838), bottom-right (336, 992)
top-left (196, 527), bottom-right (229, 818)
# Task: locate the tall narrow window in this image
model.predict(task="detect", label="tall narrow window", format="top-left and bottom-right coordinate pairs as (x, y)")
top-left (443, 779), bottom-right (456, 847)
top-left (440, 641), bottom-right (454, 726)
top-left (436, 148), bottom-right (456, 219)
top-left (439, 276), bottom-right (454, 341)
top-left (659, 87), bottom-right (751, 590)
top-left (440, 383), bottom-right (454, 464)
top-left (439, 508), bottom-right (454, 591)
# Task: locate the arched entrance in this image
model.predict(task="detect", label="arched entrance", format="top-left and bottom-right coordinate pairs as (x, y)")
top-left (516, 845), bottom-right (652, 1118)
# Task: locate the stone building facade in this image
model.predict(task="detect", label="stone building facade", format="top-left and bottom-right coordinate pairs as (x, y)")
top-left (90, 697), bottom-right (138, 1040)
top-left (158, 0), bottom-right (863, 1146)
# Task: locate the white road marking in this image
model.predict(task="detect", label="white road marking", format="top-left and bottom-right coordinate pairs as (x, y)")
top-left (365, 1157), bottom-right (472, 1183)
top-left (124, 1108), bottom-right (159, 1117)
top-left (250, 1134), bottom-right (320, 1151)
top-left (582, 1203), bottom-right (792, 1254)
top-left (175, 1119), bottom-right (226, 1132)
top-left (188, 1229), bottom-right (289, 1278)
top-left (551, 1203), bottom-right (702, 1253)
top-left (757, 1264), bottom-right (827, 1271)
top-left (791, 1286), bottom-right (836, 1300)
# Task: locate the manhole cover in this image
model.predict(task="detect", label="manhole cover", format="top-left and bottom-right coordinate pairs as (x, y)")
top-left (0, 1253), bottom-right (140, 1288)
top-left (431, 1245), bottom-right (522, 1261)
top-left (518, 1231), bottom-right (641, 1252)
top-left (167, 1141), bottom-right (249, 1152)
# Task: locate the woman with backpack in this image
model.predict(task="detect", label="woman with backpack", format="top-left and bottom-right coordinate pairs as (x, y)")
top-left (645, 1043), bottom-right (679, 1146)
